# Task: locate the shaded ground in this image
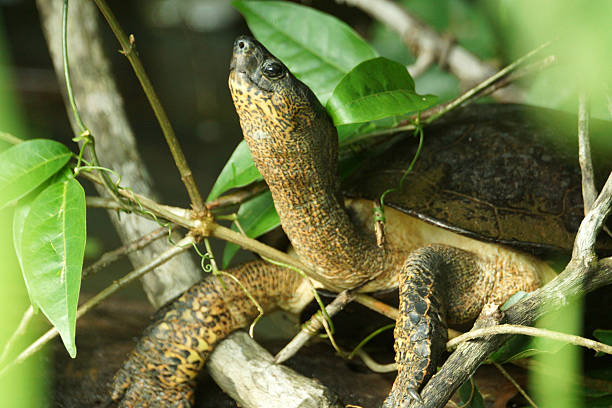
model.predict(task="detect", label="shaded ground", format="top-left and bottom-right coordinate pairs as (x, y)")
top-left (53, 295), bottom-right (533, 408)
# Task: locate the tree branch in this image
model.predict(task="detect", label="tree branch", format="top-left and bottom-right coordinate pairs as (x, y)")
top-left (82, 226), bottom-right (168, 278)
top-left (578, 92), bottom-right (597, 214)
top-left (89, 0), bottom-right (204, 211)
top-left (411, 168), bottom-right (612, 407)
top-left (337, 0), bottom-right (525, 102)
top-left (447, 324), bottom-right (612, 355)
top-left (207, 332), bottom-right (343, 408)
top-left (37, 0), bottom-right (201, 308)
top-left (0, 235), bottom-right (194, 377)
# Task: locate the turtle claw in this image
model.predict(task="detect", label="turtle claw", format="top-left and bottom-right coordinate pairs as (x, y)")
top-left (406, 387), bottom-right (424, 405)
top-left (383, 385), bottom-right (424, 407)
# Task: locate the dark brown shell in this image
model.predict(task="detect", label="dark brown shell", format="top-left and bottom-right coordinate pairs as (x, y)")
top-left (343, 104), bottom-right (612, 253)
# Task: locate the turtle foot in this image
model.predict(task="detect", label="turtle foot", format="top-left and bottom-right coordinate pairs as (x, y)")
top-left (382, 385), bottom-right (423, 407)
top-left (110, 357), bottom-right (195, 408)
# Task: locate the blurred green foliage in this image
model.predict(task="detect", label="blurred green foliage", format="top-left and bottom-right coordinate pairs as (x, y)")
top-left (0, 18), bottom-right (49, 408)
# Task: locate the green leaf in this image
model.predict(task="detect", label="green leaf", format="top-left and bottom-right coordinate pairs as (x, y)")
top-left (594, 329), bottom-right (612, 346)
top-left (20, 178), bottom-right (86, 357)
top-left (326, 57), bottom-right (437, 125)
top-left (233, 0), bottom-right (377, 104)
top-left (458, 378), bottom-right (485, 408)
top-left (0, 139), bottom-right (72, 209)
top-left (13, 198), bottom-right (36, 311)
top-left (222, 191), bottom-right (279, 268)
top-left (207, 141), bottom-right (262, 201)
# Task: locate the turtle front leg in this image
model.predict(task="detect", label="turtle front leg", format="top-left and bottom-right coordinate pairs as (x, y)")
top-left (384, 244), bottom-right (499, 407)
top-left (110, 261), bottom-right (305, 408)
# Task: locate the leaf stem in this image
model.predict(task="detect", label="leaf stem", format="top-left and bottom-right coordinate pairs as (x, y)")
top-left (423, 41), bottom-right (552, 125)
top-left (492, 362), bottom-right (538, 408)
top-left (89, 0), bottom-right (204, 211)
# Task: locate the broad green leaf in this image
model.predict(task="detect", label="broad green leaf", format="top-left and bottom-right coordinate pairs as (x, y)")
top-left (233, 0), bottom-right (377, 104)
top-left (13, 198), bottom-right (36, 311)
top-left (222, 191), bottom-right (279, 268)
top-left (207, 141), bottom-right (262, 201)
top-left (20, 178), bottom-right (86, 357)
top-left (0, 139), bottom-right (71, 209)
top-left (458, 378), bottom-right (485, 408)
top-left (326, 57), bottom-right (437, 125)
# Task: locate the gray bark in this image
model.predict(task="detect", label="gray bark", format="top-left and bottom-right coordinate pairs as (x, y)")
top-left (35, 1), bottom-right (342, 407)
top-left (208, 332), bottom-right (343, 408)
top-left (36, 0), bottom-right (201, 308)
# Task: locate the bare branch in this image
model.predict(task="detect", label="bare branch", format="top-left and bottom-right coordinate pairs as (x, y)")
top-left (446, 324), bottom-right (612, 355)
top-left (578, 92), bottom-right (597, 214)
top-left (412, 164), bottom-right (612, 407)
top-left (337, 0), bottom-right (524, 102)
top-left (0, 235), bottom-right (194, 377)
top-left (207, 332), bottom-right (343, 408)
top-left (355, 349), bottom-right (396, 373)
top-left (206, 180), bottom-right (268, 210)
top-left (90, 0), bottom-right (205, 211)
top-left (85, 195), bottom-right (122, 210)
top-left (82, 226), bottom-right (168, 278)
top-left (0, 306), bottom-right (34, 365)
top-left (37, 0), bottom-right (201, 307)
top-left (275, 291), bottom-right (355, 364)
top-left (407, 49), bottom-right (435, 78)
top-left (492, 362), bottom-right (537, 408)
top-left (573, 171), bottom-right (612, 259)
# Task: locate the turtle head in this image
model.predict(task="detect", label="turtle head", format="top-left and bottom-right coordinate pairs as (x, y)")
top-left (228, 36), bottom-right (337, 186)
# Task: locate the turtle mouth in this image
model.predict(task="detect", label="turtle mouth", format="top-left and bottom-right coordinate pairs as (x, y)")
top-left (229, 69), bottom-right (274, 95)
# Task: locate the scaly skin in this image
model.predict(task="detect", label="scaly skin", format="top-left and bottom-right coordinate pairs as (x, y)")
top-left (384, 244), bottom-right (532, 406)
top-left (110, 261), bottom-right (306, 407)
top-left (111, 36), bottom-right (547, 407)
top-left (228, 36), bottom-right (543, 405)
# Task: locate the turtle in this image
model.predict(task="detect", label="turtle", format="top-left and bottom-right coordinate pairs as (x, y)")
top-left (110, 36), bottom-right (612, 407)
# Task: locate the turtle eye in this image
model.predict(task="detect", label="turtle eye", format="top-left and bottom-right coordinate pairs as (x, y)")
top-left (262, 61), bottom-right (285, 79)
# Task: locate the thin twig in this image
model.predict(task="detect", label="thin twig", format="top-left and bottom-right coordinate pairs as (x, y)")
top-left (337, 0), bottom-right (524, 102)
top-left (275, 291), bottom-right (356, 363)
top-left (90, 0), bottom-right (204, 211)
top-left (355, 349), bottom-right (396, 373)
top-left (0, 306), bottom-right (34, 365)
top-left (63, 0), bottom-right (121, 204)
top-left (446, 324), bottom-right (612, 355)
top-left (573, 171), bottom-right (612, 259)
top-left (477, 55), bottom-right (557, 100)
top-left (206, 180), bottom-right (268, 210)
top-left (578, 91), bottom-right (597, 214)
top-left (82, 226), bottom-right (168, 277)
top-left (0, 235), bottom-right (194, 377)
top-left (423, 41), bottom-right (551, 125)
top-left (0, 131), bottom-right (23, 145)
top-left (349, 41), bottom-right (552, 142)
top-left (85, 195), bottom-right (123, 210)
top-left (353, 294), bottom-right (399, 320)
top-left (492, 362), bottom-right (537, 408)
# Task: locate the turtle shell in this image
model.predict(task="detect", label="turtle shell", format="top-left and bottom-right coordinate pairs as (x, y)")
top-left (343, 104), bottom-right (612, 253)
